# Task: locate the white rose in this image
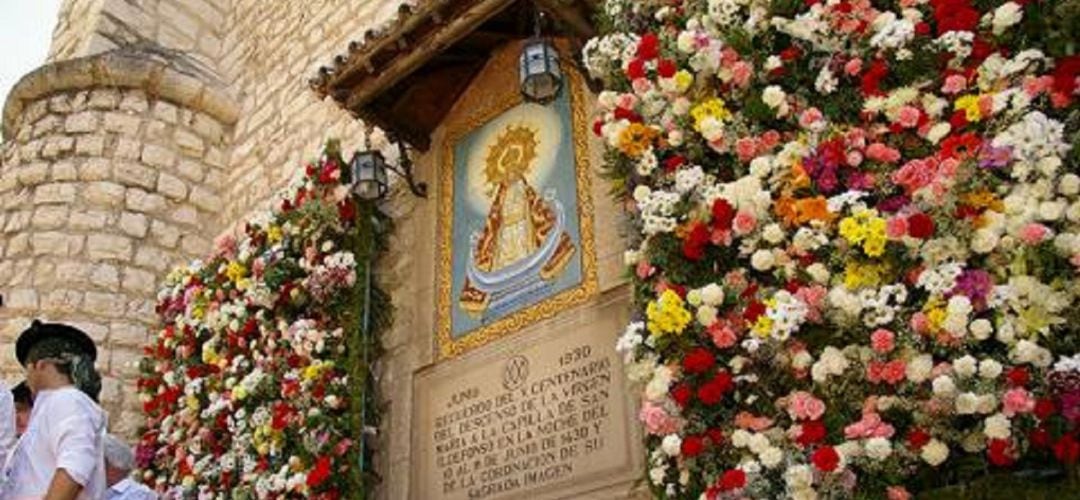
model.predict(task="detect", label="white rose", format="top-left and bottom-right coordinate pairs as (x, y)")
top-left (792, 351), bottom-right (813, 370)
top-left (751, 249), bottom-right (775, 271)
top-left (760, 447), bottom-right (784, 468)
top-left (921, 439), bottom-right (950, 466)
top-left (865, 437), bottom-right (893, 461)
top-left (762, 86), bottom-right (787, 109)
top-left (661, 434), bottom-right (683, 457)
top-left (992, 3), bottom-right (1024, 36)
top-left (749, 156), bottom-right (773, 178)
top-left (785, 464), bottom-right (814, 489)
top-left (956, 392), bottom-right (979, 415)
top-left (954, 355), bottom-right (978, 378)
top-left (970, 319), bottom-right (993, 340)
top-left (971, 229), bottom-right (1000, 254)
top-left (927, 122), bottom-right (952, 144)
top-left (976, 394), bottom-right (999, 414)
top-left (696, 304), bottom-right (718, 327)
top-left (748, 433), bottom-right (770, 454)
top-left (1060, 173), bottom-right (1080, 196)
top-left (623, 250), bottom-right (641, 266)
top-left (933, 375), bottom-right (957, 397)
top-left (984, 414), bottom-right (1012, 440)
top-left (1038, 200), bottom-right (1066, 221)
top-left (807, 263), bottom-right (831, 284)
top-left (633, 185), bottom-right (652, 203)
top-left (907, 355), bottom-right (934, 383)
top-left (649, 465), bottom-right (667, 485)
top-left (731, 429), bottom-right (751, 448)
top-left (979, 359), bottom-right (1003, 379)
top-left (700, 283), bottom-right (725, 306)
top-left (763, 224), bottom-right (786, 244)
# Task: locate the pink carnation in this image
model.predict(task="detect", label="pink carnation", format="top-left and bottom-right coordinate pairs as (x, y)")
top-left (866, 142), bottom-right (901, 163)
top-left (735, 137), bottom-right (758, 162)
top-left (731, 61), bottom-right (753, 88)
top-left (799, 107), bottom-right (824, 130)
top-left (897, 105), bottom-right (921, 128)
top-left (844, 58), bottom-right (863, 76)
top-left (1019, 223), bottom-right (1052, 245)
top-left (639, 402), bottom-right (679, 435)
top-left (788, 391), bottom-right (827, 421)
top-left (871, 329), bottom-right (896, 354)
top-left (941, 74), bottom-right (967, 94)
top-left (886, 216), bottom-right (908, 239)
top-left (1002, 388), bottom-right (1035, 417)
top-left (844, 411), bottom-right (896, 439)
top-left (732, 211), bottom-right (757, 236)
top-left (709, 322), bottom-right (739, 349)
top-left (887, 486), bottom-right (912, 500)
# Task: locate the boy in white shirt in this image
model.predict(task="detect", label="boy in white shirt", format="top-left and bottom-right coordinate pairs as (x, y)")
top-left (2, 320), bottom-right (106, 500)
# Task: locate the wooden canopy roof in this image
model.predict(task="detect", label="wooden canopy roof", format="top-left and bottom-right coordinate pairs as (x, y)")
top-left (309, 0), bottom-right (598, 151)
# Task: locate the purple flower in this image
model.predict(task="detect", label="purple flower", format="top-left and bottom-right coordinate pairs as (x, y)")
top-left (877, 195), bottom-right (911, 213)
top-left (951, 269), bottom-right (994, 310)
top-left (978, 144), bottom-right (1012, 169)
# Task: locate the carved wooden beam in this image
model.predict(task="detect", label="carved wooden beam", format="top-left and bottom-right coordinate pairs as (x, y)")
top-left (344, 0), bottom-right (516, 112)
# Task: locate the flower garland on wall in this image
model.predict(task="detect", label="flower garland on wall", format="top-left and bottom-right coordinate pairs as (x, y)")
top-left (586, 0), bottom-right (1080, 498)
top-left (134, 142), bottom-right (392, 499)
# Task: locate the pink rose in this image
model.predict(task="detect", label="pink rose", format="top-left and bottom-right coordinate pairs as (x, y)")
top-left (1019, 223), bottom-right (1052, 245)
top-left (636, 260), bottom-right (656, 279)
top-left (846, 150), bottom-right (864, 167)
top-left (616, 93), bottom-right (638, 110)
top-left (631, 78), bottom-right (653, 95)
top-left (710, 322), bottom-right (739, 349)
top-left (897, 105), bottom-right (921, 128)
top-left (732, 211), bottom-right (757, 236)
top-left (1002, 387), bottom-right (1035, 417)
top-left (871, 329), bottom-right (896, 354)
top-left (866, 142), bottom-right (901, 163)
top-left (887, 486), bottom-right (912, 500)
top-left (886, 216), bottom-right (908, 239)
top-left (735, 137), bottom-right (758, 162)
top-left (639, 402), bottom-right (679, 435)
top-left (799, 107), bottom-right (824, 130)
top-left (844, 58), bottom-right (863, 76)
top-left (941, 74), bottom-right (967, 94)
top-left (910, 312), bottom-right (930, 334)
top-left (731, 61), bottom-right (753, 88)
top-left (788, 391), bottom-right (826, 421)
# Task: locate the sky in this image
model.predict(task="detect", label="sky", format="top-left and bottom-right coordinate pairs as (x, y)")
top-left (0, 0), bottom-right (64, 113)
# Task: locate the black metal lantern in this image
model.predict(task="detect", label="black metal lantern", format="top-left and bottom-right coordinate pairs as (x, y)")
top-left (349, 149), bottom-right (388, 201)
top-left (519, 11), bottom-right (562, 104)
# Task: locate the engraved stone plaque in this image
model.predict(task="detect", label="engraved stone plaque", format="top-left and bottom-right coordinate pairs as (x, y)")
top-left (412, 307), bottom-right (640, 500)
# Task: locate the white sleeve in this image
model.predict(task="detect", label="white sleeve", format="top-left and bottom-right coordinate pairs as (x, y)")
top-left (48, 399), bottom-right (103, 486)
top-left (0, 382), bottom-right (14, 464)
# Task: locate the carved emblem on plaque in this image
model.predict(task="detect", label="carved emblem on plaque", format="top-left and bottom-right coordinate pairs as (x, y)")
top-left (502, 354), bottom-right (530, 391)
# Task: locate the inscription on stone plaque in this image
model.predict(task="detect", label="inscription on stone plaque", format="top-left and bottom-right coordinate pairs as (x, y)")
top-left (413, 319), bottom-right (637, 499)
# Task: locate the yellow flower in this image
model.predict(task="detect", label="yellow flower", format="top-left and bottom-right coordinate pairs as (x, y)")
top-left (617, 123), bottom-right (658, 158)
top-left (303, 362), bottom-right (324, 381)
top-left (267, 225), bottom-right (284, 244)
top-left (691, 98), bottom-right (732, 131)
top-left (839, 209), bottom-right (888, 257)
top-left (233, 385), bottom-right (248, 401)
top-left (646, 289), bottom-right (693, 337)
top-left (926, 307), bottom-right (947, 331)
top-left (201, 344), bottom-right (219, 365)
top-left (954, 94), bottom-right (982, 122)
top-left (185, 395), bottom-right (200, 412)
top-left (225, 261), bottom-right (247, 284)
top-left (674, 70), bottom-right (694, 93)
top-left (751, 315), bottom-right (773, 338)
top-left (844, 260), bottom-right (884, 290)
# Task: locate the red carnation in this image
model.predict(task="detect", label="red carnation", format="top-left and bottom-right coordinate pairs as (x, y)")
top-left (671, 382), bottom-right (692, 407)
top-left (861, 59), bottom-right (889, 96)
top-left (682, 347), bottom-right (716, 374)
top-left (1053, 435), bottom-right (1080, 464)
top-left (306, 456), bottom-right (333, 487)
top-left (1035, 398), bottom-right (1057, 420)
top-left (697, 371), bottom-right (734, 405)
top-left (663, 155), bottom-right (687, 173)
top-left (1030, 426), bottom-right (1051, 449)
top-left (718, 469), bottom-right (746, 491)
top-left (626, 58), bottom-right (647, 80)
top-left (683, 222), bottom-right (711, 261)
top-left (712, 198), bottom-right (735, 230)
top-left (811, 446), bottom-right (841, 472)
top-left (1051, 55), bottom-right (1080, 105)
top-left (743, 301), bottom-right (766, 323)
top-left (592, 119), bottom-right (604, 137)
top-left (1006, 367), bottom-right (1030, 387)
top-left (907, 428), bottom-right (931, 450)
top-left (706, 428), bottom-right (725, 447)
top-left (907, 213), bottom-right (935, 239)
top-left (988, 439), bottom-right (1015, 467)
top-left (797, 420), bottom-right (828, 447)
top-left (780, 46), bottom-right (801, 61)
top-left (681, 435), bottom-right (706, 458)
top-left (657, 59), bottom-right (677, 78)
top-left (637, 33), bottom-right (660, 60)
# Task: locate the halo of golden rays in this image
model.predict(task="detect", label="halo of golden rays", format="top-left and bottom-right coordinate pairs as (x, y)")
top-left (483, 124), bottom-right (539, 186)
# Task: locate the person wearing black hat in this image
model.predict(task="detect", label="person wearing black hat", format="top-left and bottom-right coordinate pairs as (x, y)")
top-left (1, 320), bottom-right (106, 500)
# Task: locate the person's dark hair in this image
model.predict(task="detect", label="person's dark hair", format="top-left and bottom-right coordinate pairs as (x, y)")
top-left (25, 338), bottom-right (102, 402)
top-left (11, 381), bottom-right (31, 406)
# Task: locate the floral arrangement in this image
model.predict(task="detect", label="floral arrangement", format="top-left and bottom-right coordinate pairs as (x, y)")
top-left (134, 143), bottom-right (391, 498)
top-left (586, 0), bottom-right (1080, 497)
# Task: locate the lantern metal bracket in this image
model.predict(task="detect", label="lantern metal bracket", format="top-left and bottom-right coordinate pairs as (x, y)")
top-left (386, 134), bottom-right (428, 198)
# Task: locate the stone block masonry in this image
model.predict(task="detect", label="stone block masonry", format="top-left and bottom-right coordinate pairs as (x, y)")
top-left (0, 49), bottom-right (238, 436)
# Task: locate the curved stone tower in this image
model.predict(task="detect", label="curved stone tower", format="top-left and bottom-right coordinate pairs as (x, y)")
top-left (0, 48), bottom-right (237, 434)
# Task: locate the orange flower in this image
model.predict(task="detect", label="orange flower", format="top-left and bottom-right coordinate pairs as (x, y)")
top-left (617, 123), bottom-right (658, 157)
top-left (775, 196), bottom-right (798, 226)
top-left (788, 160), bottom-right (811, 190)
top-left (795, 196), bottom-right (833, 224)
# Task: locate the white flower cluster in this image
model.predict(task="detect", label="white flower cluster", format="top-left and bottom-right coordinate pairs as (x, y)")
top-left (858, 284), bottom-right (908, 327)
top-left (765, 291), bottom-right (810, 341)
top-left (582, 33), bottom-right (640, 80)
top-left (811, 346), bottom-right (850, 383)
top-left (634, 185), bottom-right (683, 235)
top-left (992, 111), bottom-right (1070, 180)
top-left (916, 261), bottom-right (964, 296)
top-left (869, 12), bottom-right (915, 52)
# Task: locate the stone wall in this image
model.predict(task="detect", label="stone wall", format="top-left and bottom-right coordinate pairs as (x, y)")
top-left (0, 50), bottom-right (238, 435)
top-left (48, 0), bottom-right (228, 71)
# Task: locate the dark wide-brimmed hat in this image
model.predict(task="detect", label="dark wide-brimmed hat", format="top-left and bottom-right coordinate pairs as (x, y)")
top-left (15, 320), bottom-right (97, 367)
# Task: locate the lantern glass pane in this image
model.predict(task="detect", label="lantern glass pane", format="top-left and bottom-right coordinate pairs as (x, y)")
top-left (520, 39), bottom-right (563, 103)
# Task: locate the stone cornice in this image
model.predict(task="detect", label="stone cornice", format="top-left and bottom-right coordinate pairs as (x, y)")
top-left (3, 47), bottom-right (239, 140)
